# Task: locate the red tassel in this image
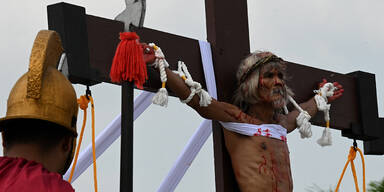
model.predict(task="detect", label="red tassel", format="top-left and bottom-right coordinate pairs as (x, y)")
top-left (110, 32), bottom-right (148, 89)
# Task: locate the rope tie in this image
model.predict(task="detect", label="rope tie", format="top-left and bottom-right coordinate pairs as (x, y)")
top-left (314, 82), bottom-right (336, 146)
top-left (147, 44), bottom-right (211, 107)
top-left (176, 61), bottom-right (212, 107)
top-left (335, 143), bottom-right (366, 192)
top-left (78, 95), bottom-right (89, 110)
top-left (149, 43), bottom-right (169, 107)
top-left (288, 96), bottom-right (312, 138)
top-left (67, 91), bottom-right (98, 192)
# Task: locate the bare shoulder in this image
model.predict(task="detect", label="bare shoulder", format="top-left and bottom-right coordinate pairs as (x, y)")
top-left (277, 114), bottom-right (289, 130)
top-left (220, 101), bottom-right (263, 124)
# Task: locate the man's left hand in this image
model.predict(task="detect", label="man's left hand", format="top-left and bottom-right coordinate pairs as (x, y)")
top-left (319, 78), bottom-right (344, 102)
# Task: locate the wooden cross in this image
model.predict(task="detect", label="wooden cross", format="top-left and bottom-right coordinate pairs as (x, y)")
top-left (47, 1), bottom-right (384, 191)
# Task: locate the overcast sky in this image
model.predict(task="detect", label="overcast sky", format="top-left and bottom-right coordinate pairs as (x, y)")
top-left (1, 0), bottom-right (383, 191)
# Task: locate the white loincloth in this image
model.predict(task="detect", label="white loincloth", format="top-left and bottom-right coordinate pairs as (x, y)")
top-left (219, 122), bottom-right (287, 142)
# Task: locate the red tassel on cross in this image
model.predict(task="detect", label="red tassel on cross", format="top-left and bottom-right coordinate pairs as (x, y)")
top-left (110, 32), bottom-right (147, 89)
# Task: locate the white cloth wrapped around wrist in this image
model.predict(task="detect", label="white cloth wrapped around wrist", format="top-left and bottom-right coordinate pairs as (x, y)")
top-left (175, 61), bottom-right (212, 107)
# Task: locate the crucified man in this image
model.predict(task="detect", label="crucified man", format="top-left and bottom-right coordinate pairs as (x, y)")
top-left (143, 48), bottom-right (343, 192)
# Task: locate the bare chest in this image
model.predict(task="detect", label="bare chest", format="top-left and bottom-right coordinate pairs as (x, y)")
top-left (223, 130), bottom-right (293, 192)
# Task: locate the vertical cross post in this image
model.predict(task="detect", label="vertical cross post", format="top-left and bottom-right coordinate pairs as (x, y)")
top-left (205, 0), bottom-right (250, 191)
top-left (121, 82), bottom-right (134, 192)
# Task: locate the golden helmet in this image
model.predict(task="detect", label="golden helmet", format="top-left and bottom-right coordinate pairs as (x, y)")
top-left (0, 30), bottom-right (78, 137)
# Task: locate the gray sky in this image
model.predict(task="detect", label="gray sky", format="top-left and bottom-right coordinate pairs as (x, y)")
top-left (1, 0), bottom-right (383, 191)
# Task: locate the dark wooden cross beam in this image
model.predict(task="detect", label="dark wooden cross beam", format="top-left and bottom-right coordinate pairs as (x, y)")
top-left (47, 1), bottom-right (384, 192)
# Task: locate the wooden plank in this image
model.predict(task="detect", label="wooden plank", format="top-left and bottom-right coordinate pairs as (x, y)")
top-left (48, 3), bottom-right (366, 130)
top-left (364, 118), bottom-right (384, 155)
top-left (56, 11), bottom-right (365, 131)
top-left (47, 2), bottom-right (97, 85)
top-left (47, 3), bottom-right (367, 132)
top-left (86, 15), bottom-right (124, 83)
top-left (285, 62), bottom-right (360, 130)
top-left (131, 26), bottom-right (208, 94)
top-left (47, 2), bottom-right (384, 144)
top-left (47, 2), bottom-right (384, 137)
top-left (80, 18), bottom-right (374, 132)
top-left (344, 71), bottom-right (378, 139)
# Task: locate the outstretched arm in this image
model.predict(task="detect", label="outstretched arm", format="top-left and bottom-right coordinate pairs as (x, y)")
top-left (164, 67), bottom-right (263, 124)
top-left (142, 43), bottom-right (262, 124)
top-left (283, 79), bottom-right (344, 133)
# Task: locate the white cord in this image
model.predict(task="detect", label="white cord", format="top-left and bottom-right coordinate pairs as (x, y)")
top-left (288, 96), bottom-right (312, 138)
top-left (176, 61), bottom-right (212, 107)
top-left (314, 82), bottom-right (336, 146)
top-left (149, 43), bottom-right (169, 107)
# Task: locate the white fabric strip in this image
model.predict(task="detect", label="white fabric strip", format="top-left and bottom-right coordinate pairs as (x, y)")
top-left (219, 122), bottom-right (288, 142)
top-left (199, 41), bottom-right (217, 99)
top-left (157, 120), bottom-right (212, 192)
top-left (157, 41), bottom-right (217, 192)
top-left (64, 91), bottom-right (154, 182)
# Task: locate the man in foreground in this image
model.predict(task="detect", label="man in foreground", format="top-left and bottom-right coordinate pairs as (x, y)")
top-left (0, 30), bottom-right (78, 192)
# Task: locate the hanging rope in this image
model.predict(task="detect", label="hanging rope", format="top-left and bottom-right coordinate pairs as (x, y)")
top-left (335, 141), bottom-right (366, 192)
top-left (89, 95), bottom-right (98, 192)
top-left (149, 43), bottom-right (169, 107)
top-left (67, 88), bottom-right (98, 192)
top-left (314, 82), bottom-right (336, 146)
top-left (68, 95), bottom-right (89, 183)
